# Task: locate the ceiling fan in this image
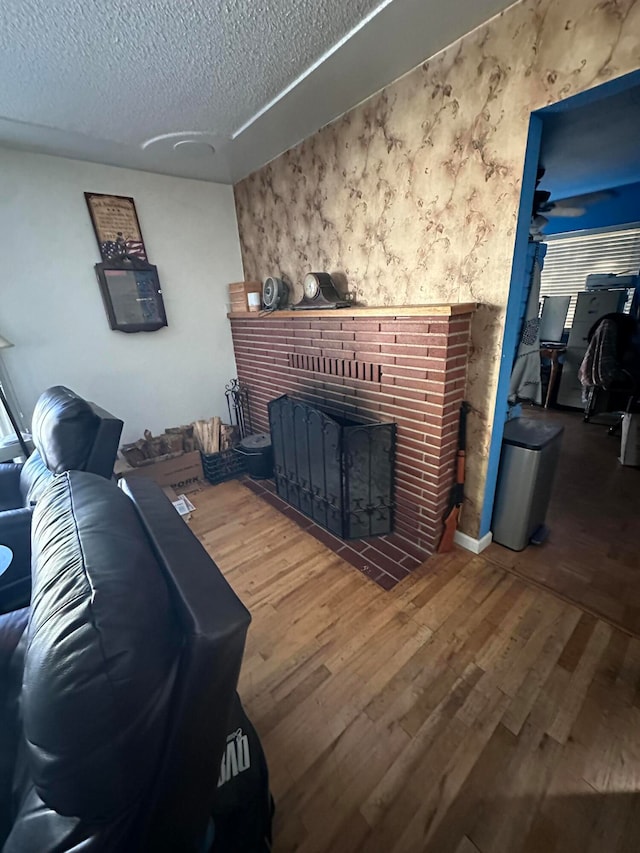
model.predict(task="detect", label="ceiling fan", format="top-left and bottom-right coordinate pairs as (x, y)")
top-left (534, 188), bottom-right (616, 218)
top-left (530, 167), bottom-right (616, 234)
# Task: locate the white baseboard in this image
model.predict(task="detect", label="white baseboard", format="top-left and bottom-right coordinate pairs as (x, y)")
top-left (453, 530), bottom-right (493, 554)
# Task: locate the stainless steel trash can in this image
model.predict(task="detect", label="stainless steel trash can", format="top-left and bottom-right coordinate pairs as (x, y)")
top-left (492, 418), bottom-right (564, 551)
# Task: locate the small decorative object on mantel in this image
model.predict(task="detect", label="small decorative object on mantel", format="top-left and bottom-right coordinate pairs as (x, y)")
top-left (94, 254), bottom-right (167, 333)
top-left (262, 276), bottom-right (289, 310)
top-left (228, 281), bottom-right (262, 313)
top-left (292, 272), bottom-right (350, 310)
top-left (85, 192), bottom-right (148, 261)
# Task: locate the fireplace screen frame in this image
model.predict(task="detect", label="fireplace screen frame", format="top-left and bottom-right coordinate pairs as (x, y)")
top-left (268, 395), bottom-right (396, 539)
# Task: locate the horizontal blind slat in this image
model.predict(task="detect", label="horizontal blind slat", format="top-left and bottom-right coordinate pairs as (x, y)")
top-left (540, 227), bottom-right (640, 325)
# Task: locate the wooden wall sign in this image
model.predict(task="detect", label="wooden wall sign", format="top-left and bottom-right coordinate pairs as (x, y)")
top-left (85, 192), bottom-right (148, 261)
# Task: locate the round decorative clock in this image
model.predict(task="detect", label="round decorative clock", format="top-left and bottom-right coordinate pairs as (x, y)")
top-left (293, 272), bottom-right (350, 310)
top-left (303, 273), bottom-right (321, 300)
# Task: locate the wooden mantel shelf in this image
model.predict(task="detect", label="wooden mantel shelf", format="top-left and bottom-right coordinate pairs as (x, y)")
top-left (228, 302), bottom-right (477, 320)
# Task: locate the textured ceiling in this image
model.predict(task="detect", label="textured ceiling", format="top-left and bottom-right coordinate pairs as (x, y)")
top-left (0, 0), bottom-right (381, 145)
top-left (0, 0), bottom-right (515, 183)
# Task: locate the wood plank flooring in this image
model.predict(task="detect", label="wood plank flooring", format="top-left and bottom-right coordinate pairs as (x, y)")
top-left (190, 480), bottom-right (640, 853)
top-left (485, 407), bottom-right (640, 636)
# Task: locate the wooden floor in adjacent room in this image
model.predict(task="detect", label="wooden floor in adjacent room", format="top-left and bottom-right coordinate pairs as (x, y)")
top-left (190, 480), bottom-right (640, 853)
top-left (485, 407), bottom-right (640, 636)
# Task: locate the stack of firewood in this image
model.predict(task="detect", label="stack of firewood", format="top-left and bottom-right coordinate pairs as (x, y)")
top-left (165, 425), bottom-right (197, 452)
top-left (121, 419), bottom-right (240, 467)
top-left (193, 417), bottom-right (221, 454)
top-left (192, 418), bottom-right (240, 454)
top-left (220, 423), bottom-right (239, 451)
top-left (121, 424), bottom-right (196, 467)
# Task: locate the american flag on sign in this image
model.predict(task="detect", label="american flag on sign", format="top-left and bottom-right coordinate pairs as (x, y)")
top-left (124, 239), bottom-right (147, 260)
top-left (100, 233), bottom-right (147, 261)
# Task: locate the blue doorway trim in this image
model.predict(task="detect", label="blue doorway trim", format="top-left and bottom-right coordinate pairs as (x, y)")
top-left (538, 67), bottom-right (640, 114)
top-left (479, 114), bottom-right (542, 537)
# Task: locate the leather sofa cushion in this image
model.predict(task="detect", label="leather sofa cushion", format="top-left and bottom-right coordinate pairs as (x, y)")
top-left (21, 471), bottom-right (182, 822)
top-left (30, 386), bottom-right (99, 475)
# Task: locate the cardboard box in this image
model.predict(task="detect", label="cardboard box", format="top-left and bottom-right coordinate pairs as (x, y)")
top-left (118, 450), bottom-right (204, 493)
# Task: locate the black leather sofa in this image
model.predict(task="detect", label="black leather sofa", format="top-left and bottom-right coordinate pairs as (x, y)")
top-left (0, 471), bottom-right (252, 851)
top-left (0, 386), bottom-right (123, 613)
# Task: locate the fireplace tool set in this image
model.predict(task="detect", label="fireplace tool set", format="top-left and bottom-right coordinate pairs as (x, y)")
top-left (225, 378), bottom-right (252, 439)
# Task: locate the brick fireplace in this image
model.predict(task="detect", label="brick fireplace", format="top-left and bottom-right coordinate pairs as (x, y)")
top-left (229, 304), bottom-right (475, 589)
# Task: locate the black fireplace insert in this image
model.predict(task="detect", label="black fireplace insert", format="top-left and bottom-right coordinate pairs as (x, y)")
top-left (268, 395), bottom-right (396, 539)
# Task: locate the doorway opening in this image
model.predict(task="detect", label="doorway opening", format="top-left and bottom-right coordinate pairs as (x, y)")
top-left (482, 70), bottom-right (640, 634)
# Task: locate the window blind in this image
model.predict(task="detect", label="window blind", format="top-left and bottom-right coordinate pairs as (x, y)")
top-left (540, 224), bottom-right (640, 326)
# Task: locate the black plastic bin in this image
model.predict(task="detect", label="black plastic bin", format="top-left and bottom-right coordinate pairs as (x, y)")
top-left (201, 449), bottom-right (246, 485)
top-left (235, 433), bottom-right (273, 479)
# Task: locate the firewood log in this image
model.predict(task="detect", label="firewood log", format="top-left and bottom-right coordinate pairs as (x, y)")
top-left (212, 416), bottom-right (221, 453)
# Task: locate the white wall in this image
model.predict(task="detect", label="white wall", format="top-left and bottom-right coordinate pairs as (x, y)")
top-left (0, 149), bottom-right (243, 444)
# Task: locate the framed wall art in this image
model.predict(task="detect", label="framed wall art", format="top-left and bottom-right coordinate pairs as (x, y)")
top-left (85, 192), bottom-right (148, 261)
top-left (94, 258), bottom-right (167, 333)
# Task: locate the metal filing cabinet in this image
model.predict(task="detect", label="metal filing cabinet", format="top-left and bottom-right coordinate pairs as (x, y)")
top-left (492, 418), bottom-right (564, 551)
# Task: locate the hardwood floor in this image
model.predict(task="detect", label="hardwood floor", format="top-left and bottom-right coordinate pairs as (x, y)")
top-left (485, 407), bottom-right (640, 636)
top-left (190, 480), bottom-right (640, 853)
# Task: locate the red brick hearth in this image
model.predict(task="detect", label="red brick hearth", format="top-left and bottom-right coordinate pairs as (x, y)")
top-left (229, 304), bottom-right (475, 589)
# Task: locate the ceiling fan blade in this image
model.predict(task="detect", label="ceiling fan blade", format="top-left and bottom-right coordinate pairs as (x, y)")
top-left (555, 189), bottom-right (616, 208)
top-left (541, 187), bottom-right (617, 217)
top-left (546, 205), bottom-right (587, 217)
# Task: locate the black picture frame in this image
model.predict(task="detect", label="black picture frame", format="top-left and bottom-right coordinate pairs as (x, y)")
top-left (94, 257), bottom-right (167, 333)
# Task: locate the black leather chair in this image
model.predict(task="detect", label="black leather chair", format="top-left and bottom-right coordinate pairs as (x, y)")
top-left (0, 471), bottom-right (251, 851)
top-left (0, 386), bottom-right (123, 613)
top-left (580, 313), bottom-right (640, 430)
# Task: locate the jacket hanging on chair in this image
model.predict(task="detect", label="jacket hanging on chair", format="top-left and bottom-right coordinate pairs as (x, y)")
top-left (579, 314), bottom-right (636, 390)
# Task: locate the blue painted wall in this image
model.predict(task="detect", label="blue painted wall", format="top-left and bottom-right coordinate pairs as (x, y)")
top-left (538, 70), bottom-right (640, 198)
top-left (544, 180), bottom-right (640, 235)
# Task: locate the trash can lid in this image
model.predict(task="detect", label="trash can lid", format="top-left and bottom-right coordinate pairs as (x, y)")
top-left (239, 432), bottom-right (271, 450)
top-left (502, 418), bottom-right (564, 450)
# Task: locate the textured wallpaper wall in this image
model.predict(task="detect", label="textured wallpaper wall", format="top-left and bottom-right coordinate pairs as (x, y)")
top-left (234, 0), bottom-right (640, 537)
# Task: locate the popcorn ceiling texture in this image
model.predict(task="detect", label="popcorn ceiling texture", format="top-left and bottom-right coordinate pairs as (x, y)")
top-left (234, 0), bottom-right (640, 538)
top-left (0, 0), bottom-right (381, 144)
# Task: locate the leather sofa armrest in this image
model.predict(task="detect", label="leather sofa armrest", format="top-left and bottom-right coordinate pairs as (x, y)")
top-left (0, 506), bottom-right (33, 553)
top-left (0, 605), bottom-right (29, 838)
top-left (0, 507), bottom-right (33, 615)
top-left (0, 464), bottom-right (24, 510)
top-left (0, 606), bottom-right (29, 669)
